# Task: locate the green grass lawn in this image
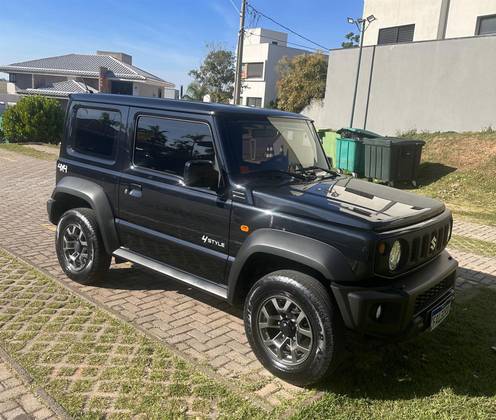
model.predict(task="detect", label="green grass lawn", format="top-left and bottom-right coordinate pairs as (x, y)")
top-left (400, 131), bottom-right (496, 226)
top-left (295, 288), bottom-right (496, 419)
top-left (0, 143), bottom-right (57, 161)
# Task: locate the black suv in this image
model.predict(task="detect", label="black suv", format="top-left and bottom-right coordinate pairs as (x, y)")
top-left (47, 94), bottom-right (458, 385)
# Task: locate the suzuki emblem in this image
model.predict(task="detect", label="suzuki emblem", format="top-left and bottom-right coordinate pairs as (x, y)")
top-left (430, 236), bottom-right (438, 252)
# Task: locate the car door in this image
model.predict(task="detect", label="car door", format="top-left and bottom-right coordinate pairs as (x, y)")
top-left (116, 107), bottom-right (231, 285)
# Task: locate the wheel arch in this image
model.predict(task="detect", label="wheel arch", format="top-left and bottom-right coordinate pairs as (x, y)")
top-left (227, 229), bottom-right (355, 305)
top-left (48, 176), bottom-right (119, 253)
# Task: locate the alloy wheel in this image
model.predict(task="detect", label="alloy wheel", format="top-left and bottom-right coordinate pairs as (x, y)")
top-left (62, 223), bottom-right (90, 272)
top-left (257, 296), bottom-right (313, 366)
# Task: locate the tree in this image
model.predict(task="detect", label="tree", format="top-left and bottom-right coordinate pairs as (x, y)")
top-left (342, 32), bottom-right (360, 48)
top-left (276, 53), bottom-right (328, 113)
top-left (185, 81), bottom-right (208, 101)
top-left (2, 95), bottom-right (64, 143)
top-left (189, 47), bottom-right (235, 103)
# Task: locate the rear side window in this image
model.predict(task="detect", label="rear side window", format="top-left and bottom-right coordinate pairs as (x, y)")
top-left (73, 107), bottom-right (121, 159)
top-left (134, 116), bottom-right (214, 176)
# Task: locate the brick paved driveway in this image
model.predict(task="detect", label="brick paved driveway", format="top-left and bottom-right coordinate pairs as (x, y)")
top-left (0, 148), bottom-right (495, 406)
top-left (0, 356), bottom-right (56, 420)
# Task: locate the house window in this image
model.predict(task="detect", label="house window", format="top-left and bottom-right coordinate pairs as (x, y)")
top-left (378, 24), bottom-right (415, 45)
top-left (72, 108), bottom-right (121, 159)
top-left (242, 62), bottom-right (264, 79)
top-left (476, 14), bottom-right (496, 36)
top-left (246, 97), bottom-right (262, 107)
top-left (8, 74), bottom-right (16, 83)
top-left (134, 116), bottom-right (215, 177)
top-left (110, 81), bottom-right (133, 95)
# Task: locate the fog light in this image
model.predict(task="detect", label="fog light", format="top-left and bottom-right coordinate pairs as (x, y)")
top-left (375, 305), bottom-right (382, 320)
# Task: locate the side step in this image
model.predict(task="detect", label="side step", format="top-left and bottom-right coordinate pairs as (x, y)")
top-left (113, 248), bottom-right (228, 300)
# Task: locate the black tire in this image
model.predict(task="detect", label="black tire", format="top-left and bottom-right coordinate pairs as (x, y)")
top-left (244, 270), bottom-right (344, 386)
top-left (55, 207), bottom-right (111, 285)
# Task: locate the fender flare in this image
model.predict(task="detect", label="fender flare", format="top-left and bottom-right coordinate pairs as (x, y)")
top-left (49, 176), bottom-right (119, 253)
top-left (227, 228), bottom-right (355, 303)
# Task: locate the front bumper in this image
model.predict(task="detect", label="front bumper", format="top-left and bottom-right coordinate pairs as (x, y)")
top-left (331, 250), bottom-right (458, 339)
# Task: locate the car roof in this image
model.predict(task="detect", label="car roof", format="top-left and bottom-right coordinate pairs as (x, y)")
top-left (70, 93), bottom-right (310, 120)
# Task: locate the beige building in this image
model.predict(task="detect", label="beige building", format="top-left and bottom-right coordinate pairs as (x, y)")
top-left (363, 0), bottom-right (496, 45)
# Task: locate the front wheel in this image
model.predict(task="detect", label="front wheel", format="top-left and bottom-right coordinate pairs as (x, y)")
top-left (244, 270), bottom-right (345, 386)
top-left (56, 208), bottom-right (111, 285)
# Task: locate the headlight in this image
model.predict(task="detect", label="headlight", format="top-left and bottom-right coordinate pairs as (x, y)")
top-left (388, 240), bottom-right (402, 271)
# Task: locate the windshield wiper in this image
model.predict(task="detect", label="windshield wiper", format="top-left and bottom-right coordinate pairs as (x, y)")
top-left (296, 166), bottom-right (340, 177)
top-left (250, 169), bottom-right (308, 180)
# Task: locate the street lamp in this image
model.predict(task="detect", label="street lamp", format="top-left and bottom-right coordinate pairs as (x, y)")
top-left (347, 15), bottom-right (376, 128)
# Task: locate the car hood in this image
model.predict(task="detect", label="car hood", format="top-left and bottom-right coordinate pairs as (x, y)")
top-left (251, 176), bottom-right (446, 231)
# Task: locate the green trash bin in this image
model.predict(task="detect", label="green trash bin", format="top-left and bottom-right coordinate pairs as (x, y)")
top-left (362, 137), bottom-right (425, 187)
top-left (335, 136), bottom-right (364, 177)
top-left (322, 131), bottom-right (338, 168)
top-left (334, 128), bottom-right (382, 177)
top-left (336, 127), bottom-right (381, 140)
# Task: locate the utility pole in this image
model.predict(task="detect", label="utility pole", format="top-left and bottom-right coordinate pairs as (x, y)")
top-left (233, 0), bottom-right (247, 105)
top-left (349, 20), bottom-right (365, 128)
top-left (347, 15), bottom-right (376, 128)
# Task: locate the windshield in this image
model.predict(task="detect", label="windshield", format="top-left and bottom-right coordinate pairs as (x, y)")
top-left (220, 116), bottom-right (329, 177)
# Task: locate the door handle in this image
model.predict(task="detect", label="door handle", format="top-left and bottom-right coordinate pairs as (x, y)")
top-left (123, 183), bottom-right (142, 198)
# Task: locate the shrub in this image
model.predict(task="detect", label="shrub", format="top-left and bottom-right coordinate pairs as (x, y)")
top-left (2, 96), bottom-right (64, 144)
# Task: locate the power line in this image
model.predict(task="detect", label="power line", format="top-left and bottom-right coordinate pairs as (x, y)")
top-left (246, 4), bottom-right (329, 51)
top-left (244, 30), bottom-right (323, 52)
top-left (227, 0), bottom-right (239, 13)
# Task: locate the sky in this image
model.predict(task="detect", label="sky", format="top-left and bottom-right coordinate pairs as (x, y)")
top-left (0, 0), bottom-right (364, 88)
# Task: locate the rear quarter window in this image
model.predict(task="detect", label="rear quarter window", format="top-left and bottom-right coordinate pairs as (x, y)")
top-left (71, 107), bottom-right (121, 160)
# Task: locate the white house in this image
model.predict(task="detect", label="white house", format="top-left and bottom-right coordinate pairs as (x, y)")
top-left (240, 28), bottom-right (310, 108)
top-left (363, 0), bottom-right (496, 46)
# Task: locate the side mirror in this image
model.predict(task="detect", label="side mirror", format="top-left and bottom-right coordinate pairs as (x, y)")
top-left (184, 160), bottom-right (219, 189)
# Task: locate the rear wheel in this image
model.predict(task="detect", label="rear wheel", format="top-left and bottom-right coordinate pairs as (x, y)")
top-left (244, 270), bottom-right (345, 386)
top-left (56, 208), bottom-right (111, 285)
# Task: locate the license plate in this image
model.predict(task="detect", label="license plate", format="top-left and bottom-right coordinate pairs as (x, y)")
top-left (430, 300), bottom-right (451, 331)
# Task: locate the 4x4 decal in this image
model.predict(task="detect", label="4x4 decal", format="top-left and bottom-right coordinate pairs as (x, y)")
top-left (57, 163), bottom-right (68, 173)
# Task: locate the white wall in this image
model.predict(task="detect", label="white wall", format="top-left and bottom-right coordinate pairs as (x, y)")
top-left (363, 0), bottom-right (496, 45)
top-left (445, 0), bottom-right (496, 38)
top-left (305, 35), bottom-right (496, 133)
top-left (363, 0), bottom-right (444, 45)
top-left (240, 41), bottom-right (269, 106)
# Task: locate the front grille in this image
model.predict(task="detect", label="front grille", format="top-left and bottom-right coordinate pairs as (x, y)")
top-left (375, 216), bottom-right (452, 277)
top-left (411, 223), bottom-right (450, 263)
top-left (414, 275), bottom-right (454, 313)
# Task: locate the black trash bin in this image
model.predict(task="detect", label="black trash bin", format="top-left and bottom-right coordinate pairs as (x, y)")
top-left (362, 137), bottom-right (425, 187)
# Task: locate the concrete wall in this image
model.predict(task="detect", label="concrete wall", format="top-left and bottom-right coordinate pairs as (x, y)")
top-left (445, 0), bottom-right (496, 38)
top-left (363, 0), bottom-right (444, 45)
top-left (363, 0), bottom-right (496, 45)
top-left (303, 35), bottom-right (496, 134)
